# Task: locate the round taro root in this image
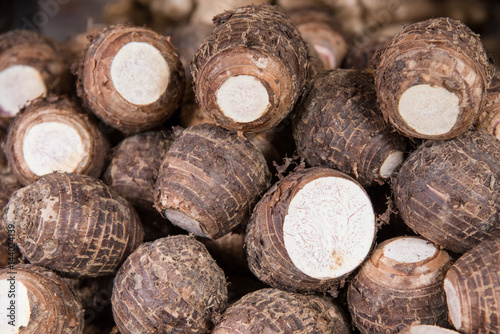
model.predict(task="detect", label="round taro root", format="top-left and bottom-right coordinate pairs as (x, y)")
top-left (212, 288), bottom-right (350, 333)
top-left (111, 235), bottom-right (228, 334)
top-left (3, 96), bottom-right (109, 186)
top-left (392, 130), bottom-right (500, 254)
top-left (372, 18), bottom-right (494, 140)
top-left (245, 167), bottom-right (376, 295)
top-left (2, 172), bottom-right (144, 278)
top-left (191, 5), bottom-right (309, 132)
top-left (103, 131), bottom-right (172, 209)
top-left (476, 67), bottom-right (500, 140)
top-left (347, 236), bottom-right (451, 333)
top-left (294, 69), bottom-right (407, 187)
top-left (444, 234), bottom-right (500, 334)
top-left (154, 124), bottom-right (271, 239)
top-left (0, 30), bottom-right (70, 129)
top-left (0, 264), bottom-right (84, 334)
top-left (77, 25), bottom-right (185, 134)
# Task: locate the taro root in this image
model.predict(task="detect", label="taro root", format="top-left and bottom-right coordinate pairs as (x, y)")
top-left (3, 96), bottom-right (109, 186)
top-left (0, 30), bottom-right (70, 129)
top-left (372, 18), bottom-right (494, 140)
top-left (154, 123), bottom-right (271, 239)
top-left (212, 288), bottom-right (350, 333)
top-left (191, 5), bottom-right (309, 132)
top-left (294, 69), bottom-right (407, 187)
top-left (392, 130), bottom-right (500, 254)
top-left (103, 130), bottom-right (172, 210)
top-left (399, 326), bottom-right (460, 334)
top-left (76, 25), bottom-right (185, 135)
top-left (0, 264), bottom-right (84, 333)
top-left (245, 167), bottom-right (376, 295)
top-left (2, 172), bottom-right (144, 278)
top-left (444, 234), bottom-right (500, 334)
top-left (476, 67), bottom-right (500, 140)
top-left (348, 236), bottom-right (451, 333)
top-left (111, 235), bottom-right (228, 334)
top-left (286, 5), bottom-right (347, 73)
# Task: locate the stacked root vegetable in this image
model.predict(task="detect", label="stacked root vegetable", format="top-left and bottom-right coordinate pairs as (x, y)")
top-left (0, 1), bottom-right (499, 334)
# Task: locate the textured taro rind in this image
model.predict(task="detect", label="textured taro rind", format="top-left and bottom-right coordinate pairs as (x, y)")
top-left (373, 17), bottom-right (494, 140)
top-left (0, 264), bottom-right (84, 334)
top-left (154, 123), bottom-right (271, 239)
top-left (212, 288), bottom-right (350, 333)
top-left (0, 30), bottom-right (70, 129)
top-left (191, 4), bottom-right (309, 132)
top-left (3, 96), bottom-right (110, 186)
top-left (347, 237), bottom-right (451, 334)
top-left (245, 167), bottom-right (375, 295)
top-left (476, 68), bottom-right (500, 138)
top-left (294, 69), bottom-right (407, 186)
top-left (76, 25), bottom-right (185, 135)
top-left (103, 131), bottom-right (172, 209)
top-left (111, 235), bottom-right (228, 334)
top-left (444, 234), bottom-right (500, 334)
top-left (392, 130), bottom-right (500, 254)
top-left (2, 172), bottom-right (144, 277)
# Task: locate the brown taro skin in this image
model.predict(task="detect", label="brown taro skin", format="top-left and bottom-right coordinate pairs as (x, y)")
top-left (111, 235), bottom-right (228, 334)
top-left (103, 131), bottom-right (172, 210)
top-left (154, 123), bottom-right (271, 240)
top-left (191, 4), bottom-right (309, 133)
top-left (0, 264), bottom-right (84, 334)
top-left (444, 234), bottom-right (500, 334)
top-left (0, 30), bottom-right (70, 129)
top-left (294, 69), bottom-right (407, 187)
top-left (3, 96), bottom-right (110, 186)
top-left (212, 288), bottom-right (350, 334)
top-left (2, 172), bottom-right (144, 278)
top-left (76, 25), bottom-right (185, 135)
top-left (392, 130), bottom-right (500, 254)
top-left (347, 237), bottom-right (451, 334)
top-left (372, 18), bottom-right (494, 140)
top-left (476, 67), bottom-right (500, 140)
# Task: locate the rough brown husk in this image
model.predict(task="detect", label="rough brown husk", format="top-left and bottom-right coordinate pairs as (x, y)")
top-left (212, 288), bottom-right (350, 333)
top-left (0, 30), bottom-right (71, 129)
top-left (191, 4), bottom-right (309, 132)
top-left (245, 167), bottom-right (375, 295)
top-left (154, 123), bottom-right (271, 239)
top-left (294, 69), bottom-right (407, 187)
top-left (0, 264), bottom-right (84, 333)
top-left (392, 129), bottom-right (500, 254)
top-left (2, 172), bottom-right (144, 277)
top-left (76, 24), bottom-right (185, 135)
top-left (372, 17), bottom-right (494, 140)
top-left (111, 235), bottom-right (228, 334)
top-left (3, 96), bottom-right (110, 186)
top-left (444, 234), bottom-right (500, 334)
top-left (476, 67), bottom-right (500, 139)
top-left (347, 237), bottom-right (451, 334)
top-left (103, 130), bottom-right (172, 210)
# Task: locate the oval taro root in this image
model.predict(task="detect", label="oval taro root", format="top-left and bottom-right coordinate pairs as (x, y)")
top-left (111, 235), bottom-right (228, 334)
top-left (0, 264), bottom-right (84, 334)
top-left (444, 234), bottom-right (500, 334)
top-left (2, 172), bottom-right (144, 278)
top-left (212, 288), bottom-right (350, 333)
top-left (476, 67), bottom-right (500, 140)
top-left (392, 130), bottom-right (500, 254)
top-left (77, 25), bottom-right (185, 134)
top-left (245, 167), bottom-right (376, 295)
top-left (0, 30), bottom-right (70, 129)
top-left (347, 236), bottom-right (451, 333)
top-left (3, 96), bottom-right (109, 186)
top-left (103, 130), bottom-right (172, 210)
top-left (372, 17), bottom-right (494, 140)
top-left (294, 69), bottom-right (407, 187)
top-left (191, 4), bottom-right (309, 132)
top-left (154, 123), bottom-right (271, 239)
